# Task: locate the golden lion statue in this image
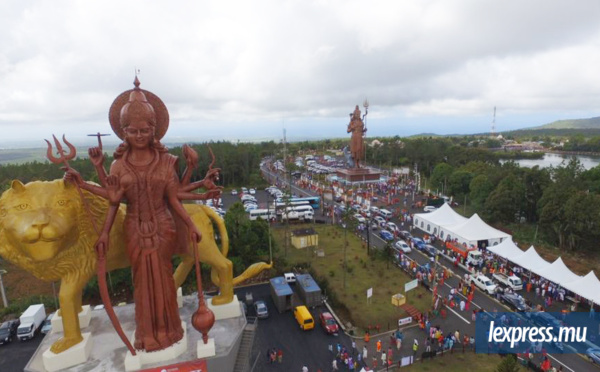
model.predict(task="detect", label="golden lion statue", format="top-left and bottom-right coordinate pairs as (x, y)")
top-left (0, 179), bottom-right (271, 353)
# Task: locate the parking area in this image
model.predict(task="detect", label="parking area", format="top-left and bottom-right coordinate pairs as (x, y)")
top-left (235, 283), bottom-right (352, 371)
top-left (0, 330), bottom-right (44, 372)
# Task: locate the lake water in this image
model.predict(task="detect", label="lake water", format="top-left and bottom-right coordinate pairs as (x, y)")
top-left (503, 153), bottom-right (600, 170)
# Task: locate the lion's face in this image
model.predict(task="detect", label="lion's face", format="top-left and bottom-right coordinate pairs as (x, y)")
top-left (0, 180), bottom-right (79, 261)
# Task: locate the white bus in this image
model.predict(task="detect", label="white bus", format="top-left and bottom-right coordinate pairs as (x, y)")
top-left (282, 205), bottom-right (314, 221)
top-left (249, 209), bottom-right (276, 221)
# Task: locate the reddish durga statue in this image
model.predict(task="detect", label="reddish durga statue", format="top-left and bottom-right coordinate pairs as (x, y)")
top-left (57, 76), bottom-right (220, 354)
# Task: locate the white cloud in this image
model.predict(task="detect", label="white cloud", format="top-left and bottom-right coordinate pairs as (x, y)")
top-left (0, 0), bottom-right (599, 146)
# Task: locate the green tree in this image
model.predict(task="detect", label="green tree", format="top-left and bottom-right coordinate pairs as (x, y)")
top-left (429, 163), bottom-right (454, 193)
top-left (564, 192), bottom-right (600, 251)
top-left (538, 184), bottom-right (574, 250)
top-left (448, 170), bottom-right (473, 198)
top-left (495, 354), bottom-right (520, 372)
top-left (469, 175), bottom-right (494, 210)
top-left (484, 174), bottom-right (526, 224)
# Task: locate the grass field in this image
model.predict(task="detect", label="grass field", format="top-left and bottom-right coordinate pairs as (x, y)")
top-left (272, 223), bottom-right (432, 334)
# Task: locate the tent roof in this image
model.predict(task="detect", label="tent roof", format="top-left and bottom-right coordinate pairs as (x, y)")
top-left (531, 257), bottom-right (582, 285)
top-left (443, 213), bottom-right (510, 242)
top-left (488, 238), bottom-right (525, 260)
top-left (509, 246), bottom-right (550, 272)
top-left (562, 271), bottom-right (600, 305)
top-left (414, 203), bottom-right (468, 227)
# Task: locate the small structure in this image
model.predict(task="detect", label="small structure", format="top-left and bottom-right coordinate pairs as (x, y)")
top-left (291, 228), bottom-right (318, 250)
top-left (269, 277), bottom-right (294, 313)
top-left (391, 293), bottom-right (406, 307)
top-left (295, 274), bottom-right (322, 308)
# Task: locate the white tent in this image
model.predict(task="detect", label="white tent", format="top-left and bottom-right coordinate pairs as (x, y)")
top-left (413, 203), bottom-right (467, 237)
top-left (531, 257), bottom-right (582, 286)
top-left (440, 213), bottom-right (510, 247)
top-left (508, 246), bottom-right (550, 272)
top-left (561, 271), bottom-right (600, 305)
top-left (488, 238), bottom-right (525, 260)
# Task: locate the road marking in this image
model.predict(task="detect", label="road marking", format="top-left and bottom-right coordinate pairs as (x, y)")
top-left (547, 354), bottom-right (575, 372)
top-left (443, 282), bottom-right (482, 310)
top-left (445, 304), bottom-right (471, 324)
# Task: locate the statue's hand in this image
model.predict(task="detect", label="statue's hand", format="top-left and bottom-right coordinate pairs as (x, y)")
top-left (105, 175), bottom-right (121, 204)
top-left (183, 144), bottom-right (199, 169)
top-left (95, 233), bottom-right (109, 259)
top-left (204, 168), bottom-right (221, 188)
top-left (63, 168), bottom-right (84, 186)
top-left (88, 147), bottom-right (105, 167)
top-left (189, 224), bottom-right (202, 243)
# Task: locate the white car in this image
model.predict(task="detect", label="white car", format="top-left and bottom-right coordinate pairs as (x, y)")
top-left (424, 205), bottom-right (437, 212)
top-left (470, 274), bottom-right (497, 295)
top-left (241, 187), bottom-right (248, 194)
top-left (353, 214), bottom-right (366, 224)
top-left (373, 216), bottom-right (386, 227)
top-left (370, 206), bottom-right (380, 215)
top-left (249, 188), bottom-right (256, 195)
top-left (386, 222), bottom-right (399, 233)
top-left (231, 189), bottom-right (238, 195)
top-left (394, 240), bottom-right (411, 253)
top-left (241, 194), bottom-right (256, 202)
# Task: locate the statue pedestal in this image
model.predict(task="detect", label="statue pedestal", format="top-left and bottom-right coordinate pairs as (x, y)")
top-left (207, 294), bottom-right (241, 320)
top-left (336, 168), bottom-right (381, 183)
top-left (197, 338), bottom-right (216, 358)
top-left (42, 332), bottom-right (93, 372)
top-left (51, 305), bottom-right (92, 333)
top-left (124, 321), bottom-right (188, 371)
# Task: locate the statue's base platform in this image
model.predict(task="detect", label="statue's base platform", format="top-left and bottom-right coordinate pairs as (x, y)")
top-left (42, 332), bottom-right (93, 372)
top-left (336, 168), bottom-right (381, 183)
top-left (207, 294), bottom-right (241, 320)
top-left (25, 295), bottom-right (247, 372)
top-left (51, 305), bottom-right (92, 333)
top-left (124, 321), bottom-right (188, 371)
top-left (197, 338), bottom-right (216, 358)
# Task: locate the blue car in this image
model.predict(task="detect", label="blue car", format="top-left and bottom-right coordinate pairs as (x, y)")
top-left (411, 237), bottom-right (426, 250)
top-left (379, 230), bottom-right (394, 241)
top-left (587, 348), bottom-right (600, 365)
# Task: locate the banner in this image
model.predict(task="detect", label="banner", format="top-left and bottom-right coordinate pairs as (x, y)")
top-left (398, 316), bottom-right (413, 326)
top-left (367, 288), bottom-right (373, 299)
top-left (404, 279), bottom-right (418, 292)
top-left (141, 359), bottom-right (208, 372)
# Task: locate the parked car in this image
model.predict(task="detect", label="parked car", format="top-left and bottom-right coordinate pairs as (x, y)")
top-left (353, 214), bottom-right (366, 224)
top-left (424, 205), bottom-right (437, 212)
top-left (399, 231), bottom-right (412, 240)
top-left (411, 237), bottom-right (426, 251)
top-left (386, 222), bottom-right (399, 233)
top-left (586, 348), bottom-right (600, 365)
top-left (379, 230), bottom-right (394, 241)
top-left (249, 188), bottom-right (256, 195)
top-left (394, 240), bottom-right (411, 253)
top-left (470, 274), bottom-right (497, 295)
top-left (241, 187), bottom-right (248, 194)
top-left (499, 293), bottom-right (529, 312)
top-left (41, 312), bottom-right (54, 334)
top-left (423, 244), bottom-right (438, 258)
top-left (319, 312), bottom-right (339, 335)
top-left (0, 320), bottom-right (19, 345)
top-left (370, 206), bottom-right (380, 215)
top-left (231, 189), bottom-right (238, 195)
top-left (254, 301), bottom-right (269, 319)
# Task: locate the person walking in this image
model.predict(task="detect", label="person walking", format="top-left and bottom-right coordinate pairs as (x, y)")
top-left (381, 351), bottom-right (387, 366)
top-left (332, 359), bottom-right (338, 371)
top-left (352, 340), bottom-right (357, 355)
top-left (277, 349), bottom-right (283, 363)
top-left (362, 346), bottom-right (368, 361)
top-left (376, 339), bottom-right (382, 353)
top-left (413, 339), bottom-right (419, 358)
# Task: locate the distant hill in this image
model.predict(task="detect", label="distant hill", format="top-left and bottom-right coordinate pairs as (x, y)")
top-left (529, 117), bottom-right (600, 130)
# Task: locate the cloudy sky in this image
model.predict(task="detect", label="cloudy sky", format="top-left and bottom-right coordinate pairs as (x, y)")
top-left (1, 0), bottom-right (599, 147)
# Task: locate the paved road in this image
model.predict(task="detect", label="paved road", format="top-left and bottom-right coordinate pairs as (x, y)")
top-left (0, 331), bottom-right (44, 372)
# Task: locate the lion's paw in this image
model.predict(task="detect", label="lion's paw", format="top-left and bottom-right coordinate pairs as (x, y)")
top-left (50, 335), bottom-right (84, 354)
top-left (210, 294), bottom-right (234, 306)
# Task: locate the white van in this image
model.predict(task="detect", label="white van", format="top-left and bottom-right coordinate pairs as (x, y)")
top-left (249, 209), bottom-right (275, 221)
top-left (289, 205), bottom-right (314, 219)
top-left (379, 209), bottom-right (393, 219)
